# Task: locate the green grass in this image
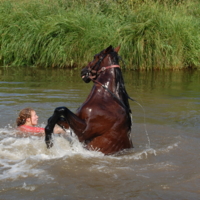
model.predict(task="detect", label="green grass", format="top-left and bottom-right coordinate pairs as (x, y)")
top-left (118, 1), bottom-right (200, 69)
top-left (0, 0), bottom-right (200, 70)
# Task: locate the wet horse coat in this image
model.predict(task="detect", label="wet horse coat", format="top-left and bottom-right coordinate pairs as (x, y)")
top-left (45, 45), bottom-right (133, 155)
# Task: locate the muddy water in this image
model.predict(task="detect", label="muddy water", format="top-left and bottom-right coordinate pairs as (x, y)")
top-left (0, 67), bottom-right (199, 200)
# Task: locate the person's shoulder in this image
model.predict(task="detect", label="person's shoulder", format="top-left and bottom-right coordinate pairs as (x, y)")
top-left (17, 125), bottom-right (44, 134)
top-left (17, 125), bottom-right (28, 132)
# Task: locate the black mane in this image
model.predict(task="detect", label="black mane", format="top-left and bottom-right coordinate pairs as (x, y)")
top-left (108, 50), bottom-right (132, 128)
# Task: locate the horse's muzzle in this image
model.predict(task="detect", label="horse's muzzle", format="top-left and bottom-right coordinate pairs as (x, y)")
top-left (81, 68), bottom-right (91, 83)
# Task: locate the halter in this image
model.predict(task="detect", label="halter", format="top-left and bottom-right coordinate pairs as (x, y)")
top-left (86, 54), bottom-right (129, 109)
top-left (85, 51), bottom-right (119, 81)
top-left (86, 50), bottom-right (119, 78)
top-left (89, 64), bottom-right (130, 110)
top-left (83, 51), bottom-right (136, 110)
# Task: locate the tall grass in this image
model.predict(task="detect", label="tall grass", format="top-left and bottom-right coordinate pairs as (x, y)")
top-left (118, 1), bottom-right (200, 69)
top-left (0, 0), bottom-right (200, 70)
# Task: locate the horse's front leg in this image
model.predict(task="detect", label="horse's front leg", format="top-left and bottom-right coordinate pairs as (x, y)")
top-left (56, 116), bottom-right (69, 130)
top-left (45, 111), bottom-right (60, 148)
top-left (45, 107), bottom-right (87, 148)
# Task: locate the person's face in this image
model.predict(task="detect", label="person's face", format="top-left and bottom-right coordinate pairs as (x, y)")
top-left (30, 110), bottom-right (38, 126)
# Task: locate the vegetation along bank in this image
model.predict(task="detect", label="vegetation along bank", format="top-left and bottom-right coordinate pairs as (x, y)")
top-left (0, 0), bottom-right (200, 70)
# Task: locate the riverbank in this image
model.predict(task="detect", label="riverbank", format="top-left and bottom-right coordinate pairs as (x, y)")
top-left (0, 0), bottom-right (200, 70)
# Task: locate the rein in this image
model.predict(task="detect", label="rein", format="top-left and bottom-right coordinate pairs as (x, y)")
top-left (88, 64), bottom-right (131, 110)
top-left (86, 53), bottom-right (136, 110)
top-left (89, 65), bottom-right (120, 79)
top-left (97, 65), bottom-right (120, 73)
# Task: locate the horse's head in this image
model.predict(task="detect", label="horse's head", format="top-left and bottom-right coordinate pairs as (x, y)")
top-left (81, 45), bottom-right (120, 83)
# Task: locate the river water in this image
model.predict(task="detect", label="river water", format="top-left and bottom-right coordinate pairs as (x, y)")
top-left (0, 67), bottom-right (199, 200)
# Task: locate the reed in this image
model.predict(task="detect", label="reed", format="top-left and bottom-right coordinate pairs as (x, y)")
top-left (0, 0), bottom-right (200, 70)
top-left (118, 1), bottom-right (200, 69)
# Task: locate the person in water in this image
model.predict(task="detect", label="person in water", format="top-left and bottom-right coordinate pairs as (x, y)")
top-left (16, 107), bottom-right (65, 136)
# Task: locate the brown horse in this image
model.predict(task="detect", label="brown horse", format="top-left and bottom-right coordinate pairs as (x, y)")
top-left (45, 45), bottom-right (133, 155)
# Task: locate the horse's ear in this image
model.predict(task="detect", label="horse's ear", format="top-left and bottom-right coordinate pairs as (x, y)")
top-left (104, 45), bottom-right (113, 53)
top-left (114, 46), bottom-right (120, 53)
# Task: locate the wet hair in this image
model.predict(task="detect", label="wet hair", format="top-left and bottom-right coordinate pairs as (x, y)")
top-left (16, 107), bottom-right (34, 126)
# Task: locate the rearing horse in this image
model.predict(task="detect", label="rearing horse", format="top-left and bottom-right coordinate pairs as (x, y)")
top-left (45, 45), bottom-right (133, 155)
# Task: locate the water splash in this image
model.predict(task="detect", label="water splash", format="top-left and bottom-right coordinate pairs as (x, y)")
top-left (0, 127), bottom-right (105, 180)
top-left (22, 182), bottom-right (36, 191)
top-left (0, 125), bottom-right (181, 182)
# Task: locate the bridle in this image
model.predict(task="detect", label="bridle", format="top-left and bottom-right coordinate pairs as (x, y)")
top-left (82, 51), bottom-right (136, 111)
top-left (84, 52), bottom-right (119, 85)
top-left (83, 52), bottom-right (133, 110)
top-left (85, 52), bottom-right (120, 80)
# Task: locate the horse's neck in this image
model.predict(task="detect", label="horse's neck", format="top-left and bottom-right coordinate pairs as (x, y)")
top-left (97, 68), bottom-right (116, 93)
top-left (84, 69), bottom-right (116, 102)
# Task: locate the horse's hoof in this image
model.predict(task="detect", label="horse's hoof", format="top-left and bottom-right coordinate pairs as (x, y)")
top-left (46, 140), bottom-right (53, 149)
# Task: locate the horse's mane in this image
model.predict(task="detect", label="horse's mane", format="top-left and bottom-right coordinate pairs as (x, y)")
top-left (110, 50), bottom-right (132, 117)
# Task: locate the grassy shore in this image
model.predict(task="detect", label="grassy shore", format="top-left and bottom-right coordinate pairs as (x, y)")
top-left (0, 0), bottom-right (200, 70)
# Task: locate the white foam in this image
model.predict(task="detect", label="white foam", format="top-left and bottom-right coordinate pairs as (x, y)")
top-left (0, 127), bottom-right (180, 180)
top-left (158, 142), bottom-right (180, 153)
top-left (0, 158), bottom-right (42, 180)
top-left (22, 182), bottom-right (36, 191)
top-left (0, 127), bottom-right (105, 180)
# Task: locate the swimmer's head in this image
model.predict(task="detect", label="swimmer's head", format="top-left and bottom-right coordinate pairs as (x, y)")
top-left (16, 107), bottom-right (35, 126)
